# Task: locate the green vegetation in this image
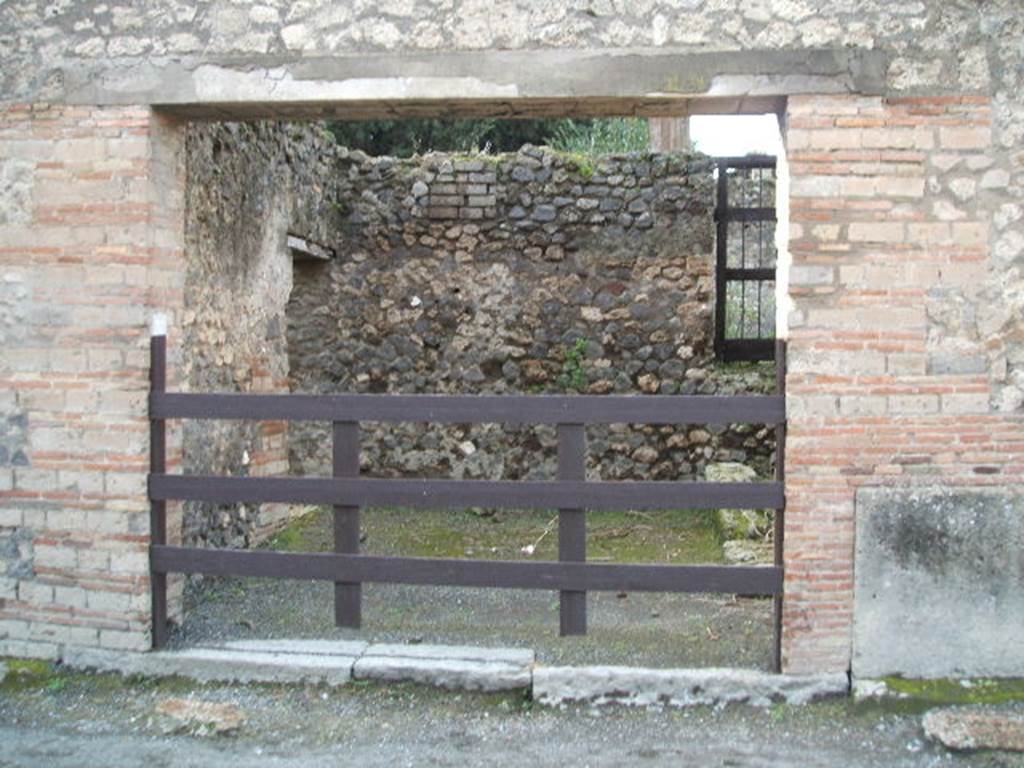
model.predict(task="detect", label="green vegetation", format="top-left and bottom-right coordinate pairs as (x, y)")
top-left (547, 117), bottom-right (650, 156)
top-left (0, 659), bottom-right (123, 696)
top-left (3, 658), bottom-right (180, 695)
top-left (264, 505), bottom-right (725, 566)
top-left (327, 117), bottom-right (650, 157)
top-left (558, 338), bottom-right (589, 393)
top-left (880, 676), bottom-right (1024, 707)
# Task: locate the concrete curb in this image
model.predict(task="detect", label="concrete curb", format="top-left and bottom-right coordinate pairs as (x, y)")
top-left (533, 665), bottom-right (849, 708)
top-left (60, 640), bottom-right (849, 707)
top-left (62, 646), bottom-right (357, 686)
top-left (353, 642), bottom-right (534, 692)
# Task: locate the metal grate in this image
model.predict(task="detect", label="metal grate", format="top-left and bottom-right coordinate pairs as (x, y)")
top-left (714, 156), bottom-right (778, 362)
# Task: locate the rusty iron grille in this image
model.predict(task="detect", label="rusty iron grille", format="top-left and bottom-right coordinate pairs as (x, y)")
top-left (149, 335), bottom-right (788, 671)
top-left (715, 156), bottom-right (778, 362)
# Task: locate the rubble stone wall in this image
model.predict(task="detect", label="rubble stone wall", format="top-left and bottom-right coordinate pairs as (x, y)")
top-left (286, 144), bottom-right (778, 483)
top-left (181, 121), bottom-right (341, 547)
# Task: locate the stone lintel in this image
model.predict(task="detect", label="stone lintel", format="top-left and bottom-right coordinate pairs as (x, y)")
top-left (58, 47), bottom-right (887, 120)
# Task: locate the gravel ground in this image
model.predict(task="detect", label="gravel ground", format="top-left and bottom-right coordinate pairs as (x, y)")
top-left (176, 579), bottom-right (773, 669)
top-left (0, 665), bottom-right (1020, 768)
top-left (174, 506), bottom-right (774, 669)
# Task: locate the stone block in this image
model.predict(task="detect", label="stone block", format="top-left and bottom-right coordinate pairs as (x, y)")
top-left (790, 265), bottom-right (834, 286)
top-left (532, 666), bottom-right (847, 708)
top-left (854, 487), bottom-right (1024, 677)
top-left (939, 126), bottom-right (990, 150)
top-left (848, 222), bottom-right (904, 243)
top-left (941, 392), bottom-right (990, 414)
top-left (220, 639), bottom-right (369, 656)
top-left (888, 394), bottom-right (939, 414)
top-left (706, 462), bottom-right (773, 540)
top-left (64, 646), bottom-right (356, 686)
top-left (354, 643), bottom-right (533, 691)
top-left (17, 581), bottom-right (54, 605)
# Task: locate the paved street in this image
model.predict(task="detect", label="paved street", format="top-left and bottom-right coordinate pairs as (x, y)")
top-left (0, 664), bottom-right (1019, 768)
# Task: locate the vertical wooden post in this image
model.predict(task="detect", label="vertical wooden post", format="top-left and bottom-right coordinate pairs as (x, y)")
top-left (557, 423), bottom-right (586, 636)
top-left (149, 314), bottom-right (168, 649)
top-left (772, 338), bottom-right (787, 673)
top-left (333, 421), bottom-right (361, 627)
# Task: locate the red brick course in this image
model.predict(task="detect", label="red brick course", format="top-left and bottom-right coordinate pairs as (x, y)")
top-left (0, 104), bottom-right (185, 655)
top-left (1, 96), bottom-right (1011, 669)
top-left (782, 94), bottom-right (1012, 673)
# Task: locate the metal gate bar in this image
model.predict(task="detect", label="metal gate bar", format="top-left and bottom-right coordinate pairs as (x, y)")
top-left (714, 155), bottom-right (778, 362)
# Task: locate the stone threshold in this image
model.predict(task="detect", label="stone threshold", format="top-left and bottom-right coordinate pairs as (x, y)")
top-left (61, 640), bottom-right (848, 708)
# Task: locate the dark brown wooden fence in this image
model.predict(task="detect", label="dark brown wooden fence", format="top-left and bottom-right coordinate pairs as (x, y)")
top-left (149, 334), bottom-right (788, 670)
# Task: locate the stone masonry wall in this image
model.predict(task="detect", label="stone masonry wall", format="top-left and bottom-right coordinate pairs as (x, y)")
top-left (1, 0), bottom-right (1022, 674)
top-left (182, 121), bottom-right (340, 548)
top-left (288, 146), bottom-right (777, 483)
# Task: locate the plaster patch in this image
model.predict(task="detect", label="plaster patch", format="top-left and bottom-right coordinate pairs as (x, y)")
top-left (0, 159), bottom-right (34, 225)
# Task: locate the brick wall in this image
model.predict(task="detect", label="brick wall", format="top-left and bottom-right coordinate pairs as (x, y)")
top-left (782, 94), bottom-right (1022, 673)
top-left (0, 105), bottom-right (184, 656)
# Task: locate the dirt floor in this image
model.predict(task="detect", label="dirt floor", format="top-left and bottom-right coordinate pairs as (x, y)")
top-left (1, 660), bottom-right (1022, 768)
top-left (175, 506), bottom-right (775, 669)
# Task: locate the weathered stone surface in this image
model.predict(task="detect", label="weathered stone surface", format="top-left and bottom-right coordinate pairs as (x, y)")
top-left (363, 643), bottom-right (533, 666)
top-left (707, 462), bottom-right (774, 541)
top-left (63, 646), bottom-right (355, 686)
top-left (354, 643), bottom-right (533, 691)
top-left (923, 706), bottom-right (1024, 752)
top-left (532, 665), bottom-right (848, 708)
top-left (219, 639), bottom-right (368, 657)
top-left (722, 539), bottom-right (772, 564)
top-left (354, 656), bottom-right (531, 692)
top-left (854, 488), bottom-right (1024, 678)
top-left (155, 698), bottom-right (247, 736)
top-left (183, 121), bottom-right (342, 547)
top-left (65, 641), bottom-right (536, 693)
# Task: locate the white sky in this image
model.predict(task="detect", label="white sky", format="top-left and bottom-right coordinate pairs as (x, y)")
top-left (689, 114), bottom-right (783, 157)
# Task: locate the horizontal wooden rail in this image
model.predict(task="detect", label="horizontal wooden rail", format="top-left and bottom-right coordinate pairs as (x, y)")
top-left (151, 546), bottom-right (783, 596)
top-left (147, 328), bottom-right (788, 654)
top-left (150, 392), bottom-right (785, 425)
top-left (149, 474), bottom-right (784, 511)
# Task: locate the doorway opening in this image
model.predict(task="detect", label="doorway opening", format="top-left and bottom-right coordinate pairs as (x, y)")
top-left (165, 106), bottom-right (790, 672)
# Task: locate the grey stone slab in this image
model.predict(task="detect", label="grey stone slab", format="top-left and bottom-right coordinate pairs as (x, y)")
top-left (363, 643), bottom-right (533, 666)
top-left (354, 656), bottom-right (531, 692)
top-left (0, 661), bottom-right (6, 683)
top-left (218, 639), bottom-right (368, 657)
top-left (63, 646), bottom-right (355, 686)
top-left (854, 487), bottom-right (1024, 678)
top-left (62, 647), bottom-right (159, 677)
top-left (532, 665), bottom-right (848, 708)
top-left (60, 49), bottom-right (887, 112)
